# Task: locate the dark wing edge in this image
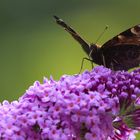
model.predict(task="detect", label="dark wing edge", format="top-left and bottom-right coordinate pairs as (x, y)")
top-left (53, 16), bottom-right (90, 55)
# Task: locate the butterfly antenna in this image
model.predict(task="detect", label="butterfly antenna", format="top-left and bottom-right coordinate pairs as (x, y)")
top-left (53, 15), bottom-right (91, 55)
top-left (95, 25), bottom-right (109, 44)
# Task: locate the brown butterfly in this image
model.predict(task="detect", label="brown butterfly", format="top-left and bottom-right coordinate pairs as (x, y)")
top-left (53, 16), bottom-right (140, 71)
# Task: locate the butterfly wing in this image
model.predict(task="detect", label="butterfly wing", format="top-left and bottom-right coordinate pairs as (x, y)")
top-left (53, 16), bottom-right (91, 55)
top-left (101, 24), bottom-right (140, 70)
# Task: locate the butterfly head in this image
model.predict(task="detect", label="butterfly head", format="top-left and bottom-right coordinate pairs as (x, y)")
top-left (90, 44), bottom-right (103, 65)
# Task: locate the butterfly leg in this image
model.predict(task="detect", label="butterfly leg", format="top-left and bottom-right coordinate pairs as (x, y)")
top-left (110, 62), bottom-right (114, 70)
top-left (79, 57), bottom-right (93, 73)
top-left (111, 59), bottom-right (120, 70)
top-left (102, 54), bottom-right (107, 67)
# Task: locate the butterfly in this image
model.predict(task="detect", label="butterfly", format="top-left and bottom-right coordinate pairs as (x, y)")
top-left (53, 16), bottom-right (140, 71)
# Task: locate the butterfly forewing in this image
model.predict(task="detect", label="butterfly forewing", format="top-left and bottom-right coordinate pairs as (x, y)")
top-left (101, 24), bottom-right (140, 70)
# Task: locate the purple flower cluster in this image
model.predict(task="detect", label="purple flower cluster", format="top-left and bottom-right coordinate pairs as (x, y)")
top-left (0, 66), bottom-right (140, 140)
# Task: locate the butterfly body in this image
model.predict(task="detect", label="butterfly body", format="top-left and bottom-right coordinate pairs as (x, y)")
top-left (54, 16), bottom-right (140, 71)
top-left (89, 44), bottom-right (103, 65)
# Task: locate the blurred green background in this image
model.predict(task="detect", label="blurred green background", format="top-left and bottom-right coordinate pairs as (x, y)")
top-left (0, 0), bottom-right (140, 138)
